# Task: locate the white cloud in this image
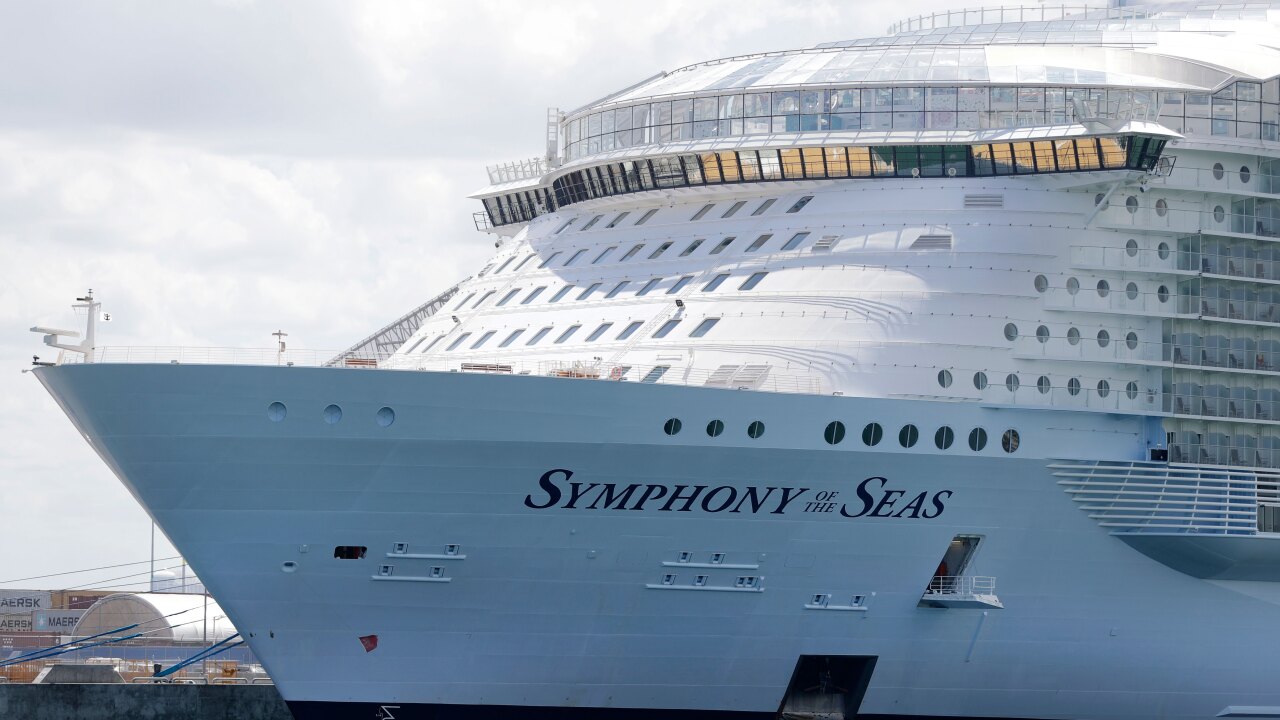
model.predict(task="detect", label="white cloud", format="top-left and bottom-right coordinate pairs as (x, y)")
top-left (0, 0), bottom-right (955, 588)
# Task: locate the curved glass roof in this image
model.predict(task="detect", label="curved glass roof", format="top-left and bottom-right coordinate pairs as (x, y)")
top-left (574, 3), bottom-right (1280, 115)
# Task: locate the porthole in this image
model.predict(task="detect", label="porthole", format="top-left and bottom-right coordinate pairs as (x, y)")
top-left (862, 422), bottom-right (883, 446)
top-left (1094, 192), bottom-right (1108, 207)
top-left (706, 419), bottom-right (724, 437)
top-left (1125, 239), bottom-right (1138, 257)
top-left (1034, 275), bottom-right (1048, 293)
top-left (1158, 242), bottom-right (1170, 260)
top-left (1001, 429), bottom-right (1021, 453)
top-left (1037, 376), bottom-right (1051, 394)
top-left (1213, 162), bottom-right (1225, 180)
top-left (1126, 331), bottom-right (1138, 350)
top-left (1066, 277), bottom-right (1080, 295)
top-left (968, 427), bottom-right (988, 451)
top-left (824, 421), bottom-right (846, 445)
top-left (664, 418), bottom-right (682, 435)
top-left (323, 404), bottom-right (342, 424)
top-left (1241, 165), bottom-right (1252, 184)
top-left (1126, 282), bottom-right (1138, 300)
top-left (1003, 323), bottom-right (1018, 341)
top-left (1155, 199), bottom-right (1168, 217)
top-left (1214, 205), bottom-right (1225, 223)
top-left (267, 402), bottom-right (287, 422)
top-left (1097, 329), bottom-right (1110, 347)
top-left (1125, 196), bottom-right (1138, 214)
top-left (1096, 279), bottom-right (1110, 297)
top-left (937, 369), bottom-right (953, 388)
top-left (1097, 379), bottom-right (1110, 398)
top-left (935, 426), bottom-right (955, 450)
top-left (973, 371), bottom-right (988, 390)
top-left (747, 420), bottom-right (765, 439)
top-left (1005, 373), bottom-right (1020, 392)
top-left (1126, 381), bottom-right (1139, 400)
top-left (1157, 285), bottom-right (1170, 302)
top-left (376, 407), bottom-right (395, 427)
top-left (1036, 325), bottom-right (1049, 343)
top-left (1068, 378), bottom-right (1081, 396)
top-left (1067, 327), bottom-right (1081, 345)
top-left (898, 424), bottom-right (919, 448)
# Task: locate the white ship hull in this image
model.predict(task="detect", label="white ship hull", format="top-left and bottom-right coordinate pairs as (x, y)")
top-left (35, 363), bottom-right (1280, 720)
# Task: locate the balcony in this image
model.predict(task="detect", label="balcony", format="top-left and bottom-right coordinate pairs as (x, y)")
top-left (919, 576), bottom-right (1002, 609)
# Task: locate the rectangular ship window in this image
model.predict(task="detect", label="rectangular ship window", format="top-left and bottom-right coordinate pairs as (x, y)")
top-left (781, 231), bottom-right (810, 251)
top-left (605, 281), bottom-right (629, 298)
top-left (392, 543), bottom-right (408, 554)
top-left (640, 365), bottom-right (670, 383)
top-left (586, 323), bottom-right (613, 342)
top-left (786, 195), bottom-right (814, 213)
top-left (653, 319), bottom-right (682, 338)
top-left (499, 329), bottom-right (524, 348)
top-left (702, 273), bottom-right (730, 291)
top-left (636, 278), bottom-right (662, 296)
top-left (635, 208), bottom-right (658, 225)
top-left (471, 330), bottom-right (496, 349)
top-left (580, 214), bottom-right (603, 231)
top-left (722, 201), bottom-right (747, 218)
top-left (335, 546), bottom-right (367, 560)
top-left (445, 333), bottom-right (472, 351)
top-left (577, 283), bottom-right (602, 300)
top-left (691, 203), bottom-right (715, 220)
top-left (563, 249), bottom-right (588, 266)
top-left (537, 252), bottom-right (562, 268)
top-left (496, 288), bottom-right (521, 306)
top-left (739, 271), bottom-right (768, 290)
top-left (549, 285), bottom-right (574, 303)
top-left (554, 219), bottom-right (576, 234)
top-left (689, 318), bottom-right (720, 337)
top-left (751, 198), bottom-right (776, 216)
top-left (555, 325), bottom-right (582, 343)
top-left (735, 576), bottom-right (757, 588)
top-left (667, 276), bottom-right (693, 294)
top-left (695, 575), bottom-right (709, 587)
top-left (617, 321), bottom-right (644, 340)
top-left (606, 211), bottom-right (630, 228)
top-left (521, 286), bottom-right (545, 304)
top-left (446, 544), bottom-right (461, 555)
top-left (649, 242), bottom-right (673, 259)
top-left (680, 239), bottom-right (704, 256)
top-left (745, 234), bottom-right (772, 252)
top-left (621, 244), bottom-right (645, 261)
top-left (662, 573), bottom-right (677, 585)
top-left (593, 246), bottom-right (616, 264)
top-left (709, 237), bottom-right (735, 255)
top-left (378, 565), bottom-right (394, 576)
top-left (526, 326), bottom-right (553, 345)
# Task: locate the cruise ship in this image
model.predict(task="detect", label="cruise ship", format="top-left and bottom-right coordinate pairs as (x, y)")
top-left (29, 2), bottom-right (1280, 718)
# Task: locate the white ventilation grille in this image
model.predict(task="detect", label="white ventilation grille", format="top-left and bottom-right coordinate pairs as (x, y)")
top-left (705, 364), bottom-right (771, 389)
top-left (812, 235), bottom-right (838, 252)
top-left (964, 193), bottom-right (1004, 208)
top-left (910, 234), bottom-right (953, 250)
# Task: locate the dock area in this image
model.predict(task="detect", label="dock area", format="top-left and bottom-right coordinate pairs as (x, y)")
top-left (0, 683), bottom-right (292, 720)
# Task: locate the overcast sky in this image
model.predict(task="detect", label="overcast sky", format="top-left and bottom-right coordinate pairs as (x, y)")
top-left (0, 0), bottom-right (955, 590)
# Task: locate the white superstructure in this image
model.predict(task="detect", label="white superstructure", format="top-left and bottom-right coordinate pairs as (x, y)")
top-left (29, 3), bottom-right (1280, 719)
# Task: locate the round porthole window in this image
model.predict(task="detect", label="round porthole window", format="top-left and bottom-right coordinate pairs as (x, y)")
top-left (706, 419), bottom-right (724, 437)
top-left (1036, 325), bottom-right (1049, 343)
top-left (323, 404), bottom-right (343, 424)
top-left (747, 420), bottom-right (765, 439)
top-left (1094, 192), bottom-right (1108, 208)
top-left (267, 402), bottom-right (287, 422)
top-left (1155, 199), bottom-right (1168, 217)
top-left (1097, 379), bottom-right (1111, 398)
top-left (1067, 327), bottom-right (1081, 345)
top-left (973, 371), bottom-right (988, 390)
top-left (376, 406), bottom-right (395, 427)
top-left (862, 422), bottom-right (884, 446)
top-left (1067, 277), bottom-right (1080, 295)
top-left (1213, 162), bottom-right (1225, 180)
top-left (1158, 242), bottom-right (1170, 260)
top-left (1034, 275), bottom-right (1048, 293)
top-left (1068, 378), bottom-right (1081, 396)
top-left (1003, 323), bottom-right (1018, 341)
top-left (664, 418), bottom-right (682, 436)
top-left (824, 421), bottom-right (846, 445)
top-left (1241, 165), bottom-right (1252, 184)
top-left (899, 424), bottom-right (919, 448)
top-left (1126, 381), bottom-right (1139, 400)
top-left (968, 427), bottom-right (988, 451)
top-left (1157, 285), bottom-right (1170, 303)
top-left (1126, 331), bottom-right (1138, 350)
top-left (937, 369), bottom-right (953, 388)
top-left (1005, 374), bottom-right (1020, 392)
top-left (1126, 282), bottom-right (1138, 300)
top-left (1214, 205), bottom-right (1226, 223)
top-left (935, 426), bottom-right (954, 450)
top-left (1097, 279), bottom-right (1110, 297)
top-left (1097, 329), bottom-right (1111, 347)
top-left (1125, 239), bottom-right (1138, 257)
top-left (1037, 376), bottom-right (1051, 394)
top-left (1125, 196), bottom-right (1139, 214)
top-left (1001, 429), bottom-right (1021, 453)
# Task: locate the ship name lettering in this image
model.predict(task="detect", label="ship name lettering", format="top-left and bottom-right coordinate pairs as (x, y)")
top-left (527, 470), bottom-right (946, 519)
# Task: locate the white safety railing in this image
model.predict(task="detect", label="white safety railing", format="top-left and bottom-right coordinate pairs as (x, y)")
top-left (485, 157), bottom-right (548, 185)
top-left (924, 575), bottom-right (997, 596)
top-left (60, 347), bottom-right (390, 368)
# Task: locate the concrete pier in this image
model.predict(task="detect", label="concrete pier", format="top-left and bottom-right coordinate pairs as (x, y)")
top-left (0, 683), bottom-right (293, 720)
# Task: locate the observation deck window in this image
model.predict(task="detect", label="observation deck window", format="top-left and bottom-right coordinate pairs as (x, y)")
top-left (618, 321), bottom-right (643, 340)
top-left (527, 326), bottom-right (553, 345)
top-left (522, 287), bottom-right (545, 304)
top-left (668, 276), bottom-right (694, 294)
top-left (746, 234), bottom-right (772, 253)
top-left (636, 278), bottom-right (661, 296)
top-left (653, 319), bottom-right (682, 339)
top-left (606, 281), bottom-right (630, 299)
top-left (549, 285), bottom-right (574, 303)
top-left (690, 318), bottom-right (720, 338)
top-left (555, 325), bottom-right (581, 344)
top-left (586, 323), bottom-right (613, 342)
top-left (499, 329), bottom-right (524, 348)
top-left (621, 244), bottom-right (645, 261)
top-left (739, 272), bottom-right (769, 291)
